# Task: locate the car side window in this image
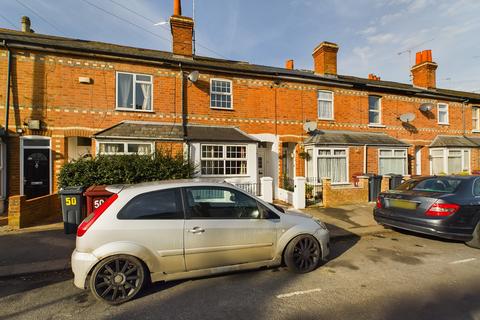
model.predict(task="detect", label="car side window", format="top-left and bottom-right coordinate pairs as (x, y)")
top-left (258, 202), bottom-right (280, 219)
top-left (184, 186), bottom-right (260, 219)
top-left (117, 188), bottom-right (183, 220)
top-left (473, 179), bottom-right (480, 196)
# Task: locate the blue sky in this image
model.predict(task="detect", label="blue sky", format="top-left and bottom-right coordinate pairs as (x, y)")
top-left (1, 0), bottom-right (479, 92)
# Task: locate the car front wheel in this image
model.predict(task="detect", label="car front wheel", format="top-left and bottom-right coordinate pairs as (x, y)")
top-left (466, 223), bottom-right (480, 249)
top-left (284, 234), bottom-right (321, 273)
top-left (89, 255), bottom-right (146, 305)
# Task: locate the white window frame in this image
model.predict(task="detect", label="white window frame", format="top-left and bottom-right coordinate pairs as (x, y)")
top-left (473, 106), bottom-right (480, 132)
top-left (429, 148), bottom-right (470, 175)
top-left (317, 90), bottom-right (334, 120)
top-left (310, 147), bottom-right (349, 184)
top-left (210, 78), bottom-right (233, 110)
top-left (437, 103), bottom-right (449, 125)
top-left (200, 144), bottom-right (248, 176)
top-left (368, 96), bottom-right (382, 125)
top-left (116, 71), bottom-right (153, 112)
top-left (96, 140), bottom-right (154, 155)
top-left (378, 148), bottom-right (408, 176)
top-left (19, 136), bottom-right (52, 196)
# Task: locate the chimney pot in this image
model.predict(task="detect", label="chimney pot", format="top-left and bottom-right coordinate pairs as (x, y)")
top-left (411, 49), bottom-right (437, 88)
top-left (285, 59), bottom-right (294, 70)
top-left (21, 16), bottom-right (31, 33)
top-left (312, 41), bottom-right (339, 75)
top-left (173, 0), bottom-right (182, 16)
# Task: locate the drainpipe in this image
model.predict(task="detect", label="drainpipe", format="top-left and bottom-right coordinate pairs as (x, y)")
top-left (363, 145), bottom-right (367, 173)
top-left (2, 40), bottom-right (11, 212)
top-left (462, 99), bottom-right (469, 136)
top-left (179, 63), bottom-right (190, 160)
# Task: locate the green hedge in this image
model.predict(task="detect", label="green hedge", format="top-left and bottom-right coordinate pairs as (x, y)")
top-left (58, 152), bottom-right (195, 188)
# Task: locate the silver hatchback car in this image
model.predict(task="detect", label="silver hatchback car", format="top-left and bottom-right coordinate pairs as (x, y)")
top-left (72, 181), bottom-right (330, 304)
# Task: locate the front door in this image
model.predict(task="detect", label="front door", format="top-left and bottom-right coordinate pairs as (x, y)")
top-left (258, 148), bottom-right (266, 179)
top-left (183, 186), bottom-right (277, 271)
top-left (23, 140), bottom-right (50, 199)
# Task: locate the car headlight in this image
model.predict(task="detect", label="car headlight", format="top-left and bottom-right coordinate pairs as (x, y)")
top-left (314, 219), bottom-right (328, 230)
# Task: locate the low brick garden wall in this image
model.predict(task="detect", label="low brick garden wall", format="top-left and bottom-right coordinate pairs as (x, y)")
top-left (322, 177), bottom-right (369, 208)
top-left (8, 193), bottom-right (62, 229)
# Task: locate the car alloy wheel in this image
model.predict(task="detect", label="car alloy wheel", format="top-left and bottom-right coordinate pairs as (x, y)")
top-left (284, 234), bottom-right (321, 273)
top-left (90, 255), bottom-right (145, 305)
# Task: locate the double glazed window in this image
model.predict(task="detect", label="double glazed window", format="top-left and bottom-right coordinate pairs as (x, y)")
top-left (317, 148), bottom-right (348, 183)
top-left (210, 79), bottom-right (232, 109)
top-left (318, 90), bottom-right (334, 120)
top-left (368, 96), bottom-right (381, 125)
top-left (473, 107), bottom-right (480, 131)
top-left (430, 148), bottom-right (470, 175)
top-left (201, 144), bottom-right (247, 176)
top-left (437, 103), bottom-right (449, 124)
top-left (116, 72), bottom-right (152, 111)
top-left (378, 149), bottom-right (407, 175)
top-left (98, 141), bottom-right (152, 155)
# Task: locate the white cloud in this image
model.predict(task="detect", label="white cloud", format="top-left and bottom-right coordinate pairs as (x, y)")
top-left (358, 26), bottom-right (377, 35)
top-left (353, 46), bottom-right (374, 62)
top-left (367, 33), bottom-right (397, 44)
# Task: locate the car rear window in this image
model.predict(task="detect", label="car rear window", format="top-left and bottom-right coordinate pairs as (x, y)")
top-left (396, 178), bottom-right (462, 193)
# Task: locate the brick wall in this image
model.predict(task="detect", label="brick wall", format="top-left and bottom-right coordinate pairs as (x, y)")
top-left (8, 193), bottom-right (62, 228)
top-left (322, 177), bottom-right (369, 207)
top-left (1, 47), bottom-right (479, 196)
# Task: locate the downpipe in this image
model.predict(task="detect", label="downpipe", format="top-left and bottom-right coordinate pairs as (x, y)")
top-left (1, 40), bottom-right (11, 213)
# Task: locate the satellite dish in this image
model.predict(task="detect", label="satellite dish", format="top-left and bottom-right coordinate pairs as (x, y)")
top-left (399, 113), bottom-right (416, 123)
top-left (187, 71), bottom-right (199, 83)
top-left (303, 121), bottom-right (317, 132)
top-left (419, 103), bottom-right (433, 112)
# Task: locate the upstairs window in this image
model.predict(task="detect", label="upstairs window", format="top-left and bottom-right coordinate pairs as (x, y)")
top-left (368, 96), bottom-right (381, 125)
top-left (437, 103), bottom-right (449, 124)
top-left (116, 72), bottom-right (152, 111)
top-left (210, 79), bottom-right (232, 109)
top-left (318, 90), bottom-right (334, 120)
top-left (473, 107), bottom-right (480, 131)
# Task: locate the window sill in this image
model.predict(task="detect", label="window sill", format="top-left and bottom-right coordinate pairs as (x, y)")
top-left (210, 107), bottom-right (234, 111)
top-left (318, 118), bottom-right (335, 121)
top-left (115, 108), bottom-right (155, 113)
top-left (368, 124), bottom-right (386, 128)
top-left (438, 123), bottom-right (450, 126)
top-left (472, 130), bottom-right (480, 133)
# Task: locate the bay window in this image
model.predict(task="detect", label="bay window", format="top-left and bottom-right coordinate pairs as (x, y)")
top-left (378, 149), bottom-right (407, 175)
top-left (201, 144), bottom-right (247, 176)
top-left (430, 148), bottom-right (470, 175)
top-left (317, 148), bottom-right (348, 183)
top-left (98, 141), bottom-right (153, 155)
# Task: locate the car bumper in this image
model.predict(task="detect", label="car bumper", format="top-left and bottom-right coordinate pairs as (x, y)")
top-left (71, 250), bottom-right (99, 289)
top-left (315, 228), bottom-right (330, 260)
top-left (374, 210), bottom-right (473, 242)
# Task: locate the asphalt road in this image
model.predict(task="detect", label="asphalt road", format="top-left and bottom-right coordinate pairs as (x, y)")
top-left (1, 230), bottom-right (479, 320)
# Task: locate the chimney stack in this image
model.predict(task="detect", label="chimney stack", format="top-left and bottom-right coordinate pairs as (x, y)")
top-left (285, 59), bottom-right (294, 70)
top-left (21, 16), bottom-right (33, 33)
top-left (411, 49), bottom-right (437, 88)
top-left (368, 73), bottom-right (381, 81)
top-left (312, 41), bottom-right (339, 76)
top-left (170, 0), bottom-right (194, 57)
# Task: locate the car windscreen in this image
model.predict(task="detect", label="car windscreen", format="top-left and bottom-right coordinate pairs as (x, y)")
top-left (395, 177), bottom-right (462, 193)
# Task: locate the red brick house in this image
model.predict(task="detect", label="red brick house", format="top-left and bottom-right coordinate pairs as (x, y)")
top-left (1, 0), bottom-right (480, 213)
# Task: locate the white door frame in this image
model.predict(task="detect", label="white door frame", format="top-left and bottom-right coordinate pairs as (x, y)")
top-left (20, 136), bottom-right (52, 196)
top-left (415, 147), bottom-right (422, 176)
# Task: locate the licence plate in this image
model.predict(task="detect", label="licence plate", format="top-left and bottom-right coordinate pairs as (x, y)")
top-left (387, 199), bottom-right (418, 210)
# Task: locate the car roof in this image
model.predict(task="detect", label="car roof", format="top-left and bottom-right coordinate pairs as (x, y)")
top-left (106, 179), bottom-right (240, 195)
top-left (411, 175), bottom-right (478, 180)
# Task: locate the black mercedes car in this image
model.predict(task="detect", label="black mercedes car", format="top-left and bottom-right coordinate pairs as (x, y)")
top-left (374, 176), bottom-right (480, 248)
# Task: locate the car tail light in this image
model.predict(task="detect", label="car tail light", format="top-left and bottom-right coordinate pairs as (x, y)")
top-left (77, 194), bottom-right (118, 237)
top-left (425, 202), bottom-right (460, 217)
top-left (376, 196), bottom-right (383, 209)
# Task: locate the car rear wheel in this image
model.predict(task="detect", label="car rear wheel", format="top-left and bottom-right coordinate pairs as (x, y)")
top-left (89, 255), bottom-right (146, 305)
top-left (466, 223), bottom-right (480, 249)
top-left (284, 235), bottom-right (321, 273)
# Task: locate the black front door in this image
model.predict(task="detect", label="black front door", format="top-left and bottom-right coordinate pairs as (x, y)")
top-left (24, 149), bottom-right (50, 199)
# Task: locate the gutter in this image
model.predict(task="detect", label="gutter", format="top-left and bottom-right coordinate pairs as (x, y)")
top-left (1, 40), bottom-right (11, 209)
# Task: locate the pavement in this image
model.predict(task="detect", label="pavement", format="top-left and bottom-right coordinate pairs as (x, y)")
top-left (0, 203), bottom-right (385, 279)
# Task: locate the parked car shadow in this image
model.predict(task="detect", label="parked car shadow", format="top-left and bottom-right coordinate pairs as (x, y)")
top-left (387, 226), bottom-right (465, 245)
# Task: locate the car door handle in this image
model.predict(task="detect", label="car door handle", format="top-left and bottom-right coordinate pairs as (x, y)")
top-left (188, 227), bottom-right (205, 234)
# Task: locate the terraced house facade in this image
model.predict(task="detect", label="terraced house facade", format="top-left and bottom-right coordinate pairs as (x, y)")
top-left (1, 0), bottom-right (480, 213)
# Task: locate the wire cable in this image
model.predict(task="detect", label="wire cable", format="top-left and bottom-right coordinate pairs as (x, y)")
top-left (107, 0), bottom-right (229, 59)
top-left (0, 13), bottom-right (17, 29)
top-left (80, 0), bottom-right (171, 45)
top-left (14, 0), bottom-right (65, 35)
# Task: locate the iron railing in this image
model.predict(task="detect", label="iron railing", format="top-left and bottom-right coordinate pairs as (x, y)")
top-left (233, 182), bottom-right (262, 196)
top-left (306, 177), bottom-right (322, 206)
